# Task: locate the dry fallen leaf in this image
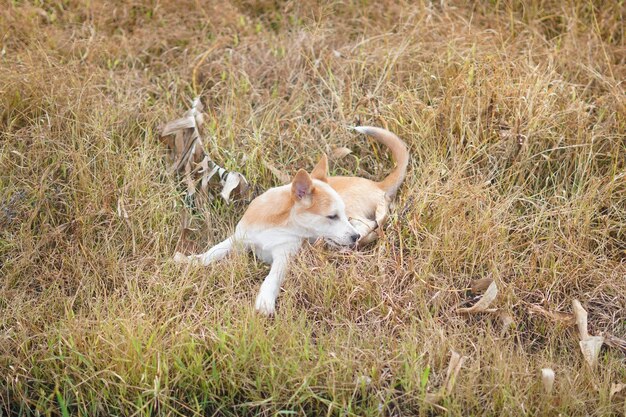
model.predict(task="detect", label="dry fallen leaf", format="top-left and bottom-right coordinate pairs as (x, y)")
top-left (457, 281), bottom-right (498, 314)
top-left (443, 351), bottom-right (465, 393)
top-left (610, 383), bottom-right (626, 399)
top-left (572, 299), bottom-right (604, 369)
top-left (116, 198), bottom-right (129, 219)
top-left (541, 368), bottom-right (555, 395)
top-left (579, 337), bottom-right (605, 369)
top-left (176, 210), bottom-right (198, 254)
top-left (425, 350), bottom-right (466, 406)
top-left (572, 299), bottom-right (590, 341)
top-left (331, 147), bottom-right (352, 160)
top-left (159, 97), bottom-right (249, 203)
top-left (220, 172), bottom-right (249, 202)
top-left (471, 277), bottom-right (493, 294)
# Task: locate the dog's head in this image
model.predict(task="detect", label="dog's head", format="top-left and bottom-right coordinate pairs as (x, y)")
top-left (290, 155), bottom-right (360, 246)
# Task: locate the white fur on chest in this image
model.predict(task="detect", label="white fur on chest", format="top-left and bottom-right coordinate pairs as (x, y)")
top-left (236, 226), bottom-right (302, 263)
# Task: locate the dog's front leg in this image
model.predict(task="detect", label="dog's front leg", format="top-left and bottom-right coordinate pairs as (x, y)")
top-left (174, 236), bottom-right (236, 266)
top-left (255, 248), bottom-right (292, 316)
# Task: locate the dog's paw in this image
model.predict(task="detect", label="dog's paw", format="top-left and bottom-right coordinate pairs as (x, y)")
top-left (255, 291), bottom-right (276, 316)
top-left (173, 252), bottom-right (189, 264)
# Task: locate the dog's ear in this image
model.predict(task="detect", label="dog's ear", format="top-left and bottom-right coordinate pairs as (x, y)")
top-left (311, 154), bottom-right (328, 182)
top-left (291, 169), bottom-right (313, 200)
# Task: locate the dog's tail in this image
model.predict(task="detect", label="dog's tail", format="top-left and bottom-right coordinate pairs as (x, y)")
top-left (353, 126), bottom-right (409, 198)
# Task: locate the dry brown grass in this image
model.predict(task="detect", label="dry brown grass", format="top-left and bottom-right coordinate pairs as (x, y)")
top-left (1, 1), bottom-right (625, 415)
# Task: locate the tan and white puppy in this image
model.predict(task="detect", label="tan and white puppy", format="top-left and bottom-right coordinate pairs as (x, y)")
top-left (174, 126), bottom-right (408, 315)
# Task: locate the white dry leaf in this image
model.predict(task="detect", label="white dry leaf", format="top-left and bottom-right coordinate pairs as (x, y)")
top-left (610, 383), bottom-right (626, 399)
top-left (541, 368), bottom-right (555, 395)
top-left (162, 100), bottom-right (204, 174)
top-left (159, 97), bottom-right (249, 203)
top-left (579, 337), bottom-right (605, 369)
top-left (199, 156), bottom-right (219, 195)
top-left (220, 172), bottom-right (249, 203)
top-left (184, 158), bottom-right (196, 197)
top-left (425, 350), bottom-right (466, 406)
top-left (443, 351), bottom-right (465, 394)
top-left (116, 198), bottom-right (129, 219)
top-left (457, 281), bottom-right (498, 314)
top-left (331, 147), bottom-right (352, 160)
top-left (161, 115), bottom-right (197, 137)
top-left (572, 299), bottom-right (590, 340)
top-left (572, 299), bottom-right (604, 369)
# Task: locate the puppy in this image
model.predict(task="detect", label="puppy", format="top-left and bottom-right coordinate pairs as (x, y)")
top-left (174, 126), bottom-right (408, 315)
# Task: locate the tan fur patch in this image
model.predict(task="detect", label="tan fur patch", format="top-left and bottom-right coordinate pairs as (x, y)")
top-left (328, 176), bottom-right (385, 220)
top-left (304, 187), bottom-right (334, 216)
top-left (240, 187), bottom-right (293, 227)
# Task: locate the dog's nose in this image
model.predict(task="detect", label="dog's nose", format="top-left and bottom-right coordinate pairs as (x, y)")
top-left (350, 233), bottom-right (361, 244)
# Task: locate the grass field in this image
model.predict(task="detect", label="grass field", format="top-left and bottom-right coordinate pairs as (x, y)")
top-left (1, 0), bottom-right (625, 415)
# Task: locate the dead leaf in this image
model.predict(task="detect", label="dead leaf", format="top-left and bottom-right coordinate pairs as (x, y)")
top-left (116, 198), bottom-right (129, 219)
top-left (176, 210), bottom-right (197, 254)
top-left (331, 147), bottom-right (352, 160)
top-left (443, 351), bottom-right (464, 393)
top-left (471, 277), bottom-right (493, 294)
top-left (161, 115), bottom-right (197, 137)
top-left (610, 383), bottom-right (626, 399)
top-left (220, 172), bottom-right (249, 203)
top-left (159, 97), bottom-right (249, 204)
top-left (572, 299), bottom-right (591, 341)
top-left (199, 156), bottom-right (218, 195)
top-left (425, 350), bottom-right (466, 406)
top-left (541, 368), bottom-right (555, 395)
top-left (184, 159), bottom-right (197, 196)
top-left (572, 299), bottom-right (604, 369)
top-left (457, 281), bottom-right (498, 314)
top-left (579, 337), bottom-right (605, 369)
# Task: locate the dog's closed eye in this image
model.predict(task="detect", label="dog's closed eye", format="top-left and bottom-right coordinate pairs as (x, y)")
top-left (326, 214), bottom-right (339, 220)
